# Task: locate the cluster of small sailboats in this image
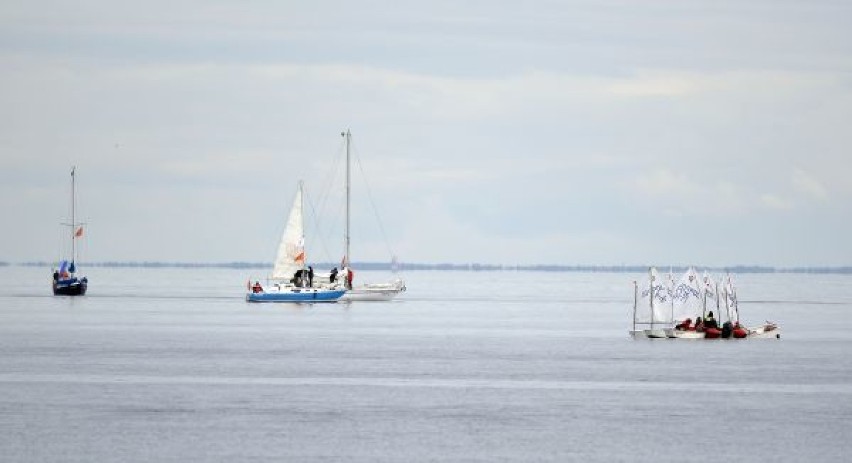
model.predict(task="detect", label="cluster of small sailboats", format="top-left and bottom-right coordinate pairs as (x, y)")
top-left (630, 267), bottom-right (781, 339)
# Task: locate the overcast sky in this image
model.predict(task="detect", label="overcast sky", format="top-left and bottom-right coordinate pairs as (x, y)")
top-left (1, 1), bottom-right (850, 267)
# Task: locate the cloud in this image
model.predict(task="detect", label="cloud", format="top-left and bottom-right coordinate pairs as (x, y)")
top-left (759, 194), bottom-right (793, 211)
top-left (791, 168), bottom-right (829, 202)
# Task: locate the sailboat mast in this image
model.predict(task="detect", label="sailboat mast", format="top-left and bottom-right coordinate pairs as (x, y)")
top-left (299, 180), bottom-right (306, 271)
top-left (632, 280), bottom-right (638, 333)
top-left (71, 166), bottom-right (76, 265)
top-left (344, 129), bottom-right (351, 268)
top-left (648, 267), bottom-right (655, 330)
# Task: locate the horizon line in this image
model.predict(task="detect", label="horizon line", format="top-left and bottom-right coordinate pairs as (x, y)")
top-left (5, 261), bottom-right (852, 274)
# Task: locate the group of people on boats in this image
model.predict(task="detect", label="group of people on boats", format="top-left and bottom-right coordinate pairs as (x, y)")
top-left (674, 311), bottom-right (748, 338)
top-left (249, 265), bottom-right (355, 293)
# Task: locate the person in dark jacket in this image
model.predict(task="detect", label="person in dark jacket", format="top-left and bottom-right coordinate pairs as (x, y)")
top-left (704, 311), bottom-right (718, 330)
top-left (721, 321), bottom-right (733, 338)
top-left (330, 267), bottom-right (338, 283)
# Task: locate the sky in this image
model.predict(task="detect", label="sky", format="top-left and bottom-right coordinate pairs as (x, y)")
top-left (1, 0), bottom-right (850, 267)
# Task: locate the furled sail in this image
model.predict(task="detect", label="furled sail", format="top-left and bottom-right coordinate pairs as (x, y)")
top-left (271, 184), bottom-right (306, 280)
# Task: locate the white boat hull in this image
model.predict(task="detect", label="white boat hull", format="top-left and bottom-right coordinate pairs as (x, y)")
top-left (644, 328), bottom-right (668, 338)
top-left (748, 323), bottom-right (782, 339)
top-left (340, 280), bottom-right (406, 301)
top-left (671, 329), bottom-right (705, 339)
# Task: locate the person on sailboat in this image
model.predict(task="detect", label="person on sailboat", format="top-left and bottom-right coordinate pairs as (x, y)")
top-left (292, 270), bottom-right (304, 287)
top-left (329, 267), bottom-right (338, 283)
top-left (53, 269), bottom-right (59, 282)
top-left (675, 318), bottom-right (692, 331)
top-left (694, 317), bottom-right (704, 332)
top-left (721, 320), bottom-right (733, 338)
top-left (704, 311), bottom-right (718, 330)
top-left (308, 266), bottom-right (314, 287)
top-left (345, 267), bottom-right (354, 290)
top-left (252, 281), bottom-right (263, 293)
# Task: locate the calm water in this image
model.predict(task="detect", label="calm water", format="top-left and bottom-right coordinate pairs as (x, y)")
top-left (1, 266), bottom-right (850, 462)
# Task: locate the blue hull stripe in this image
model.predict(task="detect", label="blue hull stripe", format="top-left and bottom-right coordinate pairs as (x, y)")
top-left (246, 289), bottom-right (346, 302)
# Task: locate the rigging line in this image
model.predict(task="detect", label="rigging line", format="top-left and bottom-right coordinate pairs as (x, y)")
top-left (350, 138), bottom-right (397, 260)
top-left (313, 139), bottom-right (346, 227)
top-left (311, 137), bottom-right (348, 263)
top-left (314, 188), bottom-right (346, 264)
top-left (302, 186), bottom-right (335, 265)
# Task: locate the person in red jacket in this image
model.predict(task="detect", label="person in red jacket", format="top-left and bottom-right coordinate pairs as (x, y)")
top-left (346, 268), bottom-right (354, 289)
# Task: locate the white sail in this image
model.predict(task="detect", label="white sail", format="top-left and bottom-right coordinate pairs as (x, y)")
top-left (638, 267), bottom-right (672, 324)
top-left (271, 183), bottom-right (306, 280)
top-left (702, 272), bottom-right (717, 316)
top-left (671, 267), bottom-right (702, 321)
top-left (722, 274), bottom-right (739, 322)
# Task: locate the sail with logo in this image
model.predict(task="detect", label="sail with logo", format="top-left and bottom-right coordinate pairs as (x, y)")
top-left (630, 267), bottom-right (673, 338)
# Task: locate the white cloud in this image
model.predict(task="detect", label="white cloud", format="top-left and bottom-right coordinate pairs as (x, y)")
top-left (759, 194), bottom-right (793, 211)
top-left (791, 168), bottom-right (829, 202)
top-left (1, 1), bottom-right (851, 266)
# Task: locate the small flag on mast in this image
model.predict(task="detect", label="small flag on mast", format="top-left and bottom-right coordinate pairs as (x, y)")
top-left (74, 226), bottom-right (83, 237)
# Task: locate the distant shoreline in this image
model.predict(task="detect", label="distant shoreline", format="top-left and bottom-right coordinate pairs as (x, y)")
top-left (5, 261), bottom-right (852, 274)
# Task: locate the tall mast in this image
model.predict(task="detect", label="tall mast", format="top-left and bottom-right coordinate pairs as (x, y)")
top-left (299, 180), bottom-right (305, 271)
top-left (343, 129), bottom-right (351, 268)
top-left (649, 267), bottom-right (655, 330)
top-left (71, 166), bottom-right (76, 265)
top-left (632, 280), bottom-right (638, 334)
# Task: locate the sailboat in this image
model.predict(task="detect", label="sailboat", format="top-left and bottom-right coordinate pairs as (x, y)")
top-left (721, 274), bottom-right (781, 339)
top-left (52, 167), bottom-right (88, 296)
top-left (246, 181), bottom-right (346, 303)
top-left (630, 267), bottom-right (671, 338)
top-left (668, 268), bottom-right (706, 339)
top-left (337, 130), bottom-right (406, 301)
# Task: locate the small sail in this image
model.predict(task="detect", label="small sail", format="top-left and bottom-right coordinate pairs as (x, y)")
top-left (671, 267), bottom-right (702, 321)
top-left (722, 274), bottom-right (739, 322)
top-left (271, 184), bottom-right (306, 280)
top-left (638, 267), bottom-right (672, 324)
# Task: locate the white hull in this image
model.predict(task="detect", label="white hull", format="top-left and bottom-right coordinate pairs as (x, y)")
top-left (630, 328), bottom-right (670, 339)
top-left (631, 327), bottom-right (780, 340)
top-left (340, 280), bottom-right (406, 302)
top-left (748, 323), bottom-right (781, 339)
top-left (671, 329), bottom-right (705, 339)
top-left (644, 328), bottom-right (668, 338)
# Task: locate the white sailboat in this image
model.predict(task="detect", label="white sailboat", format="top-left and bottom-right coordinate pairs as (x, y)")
top-left (630, 267), bottom-right (671, 338)
top-left (722, 274), bottom-right (781, 339)
top-left (337, 130), bottom-right (406, 301)
top-left (669, 267), bottom-right (706, 339)
top-left (246, 182), bottom-right (346, 303)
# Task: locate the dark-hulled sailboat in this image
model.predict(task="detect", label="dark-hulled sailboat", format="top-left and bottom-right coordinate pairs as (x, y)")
top-left (52, 167), bottom-right (88, 296)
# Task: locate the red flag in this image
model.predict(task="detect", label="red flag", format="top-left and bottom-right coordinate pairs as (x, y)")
top-left (74, 226), bottom-right (83, 237)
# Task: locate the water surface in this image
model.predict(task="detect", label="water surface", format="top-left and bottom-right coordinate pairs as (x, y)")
top-left (1, 267), bottom-right (850, 461)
